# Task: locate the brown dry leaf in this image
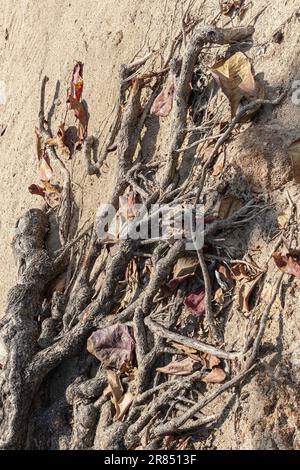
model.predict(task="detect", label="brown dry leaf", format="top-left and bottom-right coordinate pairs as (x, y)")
top-left (71, 61), bottom-right (84, 101)
top-left (28, 184), bottom-right (45, 198)
top-left (231, 262), bottom-right (250, 281)
top-left (239, 272), bottom-right (263, 312)
top-left (202, 368), bottom-right (226, 384)
top-left (157, 357), bottom-right (199, 376)
top-left (221, 0), bottom-right (242, 16)
top-left (152, 81), bottom-right (174, 117)
top-left (43, 181), bottom-right (61, 208)
top-left (46, 123), bottom-right (71, 160)
top-left (202, 353), bottom-right (221, 369)
top-left (35, 128), bottom-right (53, 182)
top-left (277, 211), bottom-right (290, 229)
top-left (218, 195), bottom-right (243, 219)
top-left (211, 52), bottom-right (264, 119)
top-left (87, 323), bottom-right (135, 370)
top-left (167, 257), bottom-right (198, 291)
top-left (170, 342), bottom-right (200, 361)
top-left (273, 250), bottom-right (300, 279)
top-left (106, 369), bottom-right (134, 421)
top-left (218, 265), bottom-right (235, 290)
top-left (288, 139), bottom-right (300, 183)
top-left (116, 392), bottom-right (134, 421)
top-left (67, 95), bottom-right (88, 147)
top-left (214, 288), bottom-right (225, 305)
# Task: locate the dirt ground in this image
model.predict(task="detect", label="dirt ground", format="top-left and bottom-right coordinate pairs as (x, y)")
top-left (0, 0), bottom-right (300, 450)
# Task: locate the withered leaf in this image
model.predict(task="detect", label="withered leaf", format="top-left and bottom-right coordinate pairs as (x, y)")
top-left (156, 357), bottom-right (199, 376)
top-left (87, 324), bottom-right (135, 370)
top-left (167, 257), bottom-right (198, 290)
top-left (273, 250), bottom-right (300, 279)
top-left (71, 61), bottom-right (84, 101)
top-left (116, 392), bottom-right (134, 421)
top-left (288, 139), bottom-right (300, 183)
top-left (35, 127), bottom-right (53, 181)
top-left (152, 81), bottom-right (174, 117)
top-left (211, 52), bottom-right (264, 119)
top-left (46, 123), bottom-right (71, 160)
top-left (238, 273), bottom-right (263, 313)
top-left (202, 368), bottom-right (226, 384)
top-left (67, 95), bottom-right (88, 147)
top-left (184, 288), bottom-right (206, 316)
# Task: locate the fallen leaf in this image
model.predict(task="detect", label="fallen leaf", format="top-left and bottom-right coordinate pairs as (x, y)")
top-left (170, 342), bottom-right (220, 368)
top-left (46, 123), bottom-right (71, 160)
top-left (71, 61), bottom-right (84, 101)
top-left (277, 211), bottom-right (290, 229)
top-left (116, 392), bottom-right (134, 421)
top-left (221, 0), bottom-right (242, 16)
top-left (184, 288), bottom-right (206, 315)
top-left (202, 353), bottom-right (221, 369)
top-left (157, 357), bottom-right (200, 376)
top-left (35, 127), bottom-right (53, 181)
top-left (152, 81), bottom-right (174, 117)
top-left (28, 184), bottom-right (45, 198)
top-left (218, 265), bottom-right (235, 290)
top-left (218, 195), bottom-right (243, 219)
top-left (273, 250), bottom-right (300, 279)
top-left (238, 273), bottom-right (263, 312)
top-left (43, 181), bottom-right (61, 208)
top-left (167, 257), bottom-right (198, 290)
top-left (214, 288), bottom-right (225, 305)
top-left (288, 139), bottom-right (300, 183)
top-left (202, 368), bottom-right (226, 384)
top-left (211, 52), bottom-right (264, 119)
top-left (87, 324), bottom-right (135, 370)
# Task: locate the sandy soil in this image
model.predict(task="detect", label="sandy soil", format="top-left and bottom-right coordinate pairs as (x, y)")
top-left (1, 0), bottom-right (300, 449)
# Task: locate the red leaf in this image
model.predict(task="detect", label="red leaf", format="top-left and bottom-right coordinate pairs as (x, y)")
top-left (71, 61), bottom-right (84, 101)
top-left (152, 82), bottom-right (174, 117)
top-left (273, 250), bottom-right (300, 279)
top-left (28, 184), bottom-right (45, 197)
top-left (184, 288), bottom-right (206, 315)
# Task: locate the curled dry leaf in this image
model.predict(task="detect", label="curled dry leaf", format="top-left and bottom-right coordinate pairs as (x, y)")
top-left (202, 368), bottom-right (226, 384)
top-left (214, 288), bottom-right (225, 305)
top-left (157, 357), bottom-right (199, 376)
top-left (87, 323), bottom-right (135, 370)
top-left (288, 139), bottom-right (300, 183)
top-left (184, 288), bottom-right (206, 316)
top-left (28, 181), bottom-right (61, 208)
top-left (211, 52), bottom-right (264, 119)
top-left (273, 250), bottom-right (300, 279)
top-left (46, 123), bottom-right (71, 160)
top-left (167, 257), bottom-right (198, 290)
top-left (71, 61), bottom-right (84, 101)
top-left (218, 195), bottom-right (243, 219)
top-left (35, 127), bottom-right (53, 181)
top-left (67, 94), bottom-right (88, 148)
top-left (231, 262), bottom-right (264, 313)
top-left (152, 81), bottom-right (174, 117)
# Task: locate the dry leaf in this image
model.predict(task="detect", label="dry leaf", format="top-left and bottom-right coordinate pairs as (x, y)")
top-left (238, 273), bottom-right (263, 312)
top-left (119, 258), bottom-right (139, 311)
top-left (71, 61), bottom-right (84, 101)
top-left (46, 123), bottom-right (71, 160)
top-left (214, 288), bottom-right (225, 305)
top-left (288, 139), bottom-right (300, 183)
top-left (167, 257), bottom-right (198, 291)
top-left (221, 0), bottom-right (242, 16)
top-left (170, 342), bottom-right (200, 360)
top-left (273, 250), bottom-right (300, 279)
top-left (202, 353), bottom-right (221, 369)
top-left (157, 357), bottom-right (199, 376)
top-left (202, 368), bottom-right (226, 384)
top-left (35, 127), bottom-right (53, 181)
top-left (277, 211), bottom-right (290, 229)
top-left (116, 392), bottom-right (134, 421)
top-left (87, 324), bottom-right (135, 370)
top-left (218, 195), bottom-right (243, 219)
top-left (67, 95), bottom-right (88, 147)
top-left (152, 81), bottom-right (174, 117)
top-left (211, 52), bottom-right (264, 119)
top-left (184, 288), bottom-right (206, 316)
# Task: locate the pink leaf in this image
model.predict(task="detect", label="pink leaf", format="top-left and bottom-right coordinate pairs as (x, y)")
top-left (184, 288), bottom-right (206, 315)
